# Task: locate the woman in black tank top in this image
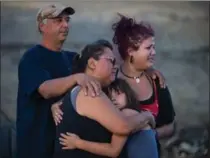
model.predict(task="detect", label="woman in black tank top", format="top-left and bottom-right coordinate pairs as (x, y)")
top-left (53, 40), bottom-right (155, 158)
top-left (54, 86), bottom-right (112, 158)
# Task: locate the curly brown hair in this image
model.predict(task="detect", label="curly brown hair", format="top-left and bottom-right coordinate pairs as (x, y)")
top-left (112, 13), bottom-right (154, 60)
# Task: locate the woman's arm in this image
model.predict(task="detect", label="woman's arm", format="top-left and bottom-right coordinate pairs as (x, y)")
top-left (60, 133), bottom-right (127, 158)
top-left (59, 109), bottom-right (143, 157)
top-left (122, 108), bottom-right (153, 132)
top-left (76, 90), bottom-right (155, 135)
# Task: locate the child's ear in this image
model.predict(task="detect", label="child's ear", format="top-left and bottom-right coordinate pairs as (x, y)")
top-left (87, 57), bottom-right (97, 70)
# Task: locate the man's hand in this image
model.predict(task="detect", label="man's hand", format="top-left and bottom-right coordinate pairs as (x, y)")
top-left (145, 67), bottom-right (166, 88)
top-left (73, 73), bottom-right (101, 97)
top-left (51, 100), bottom-right (63, 126)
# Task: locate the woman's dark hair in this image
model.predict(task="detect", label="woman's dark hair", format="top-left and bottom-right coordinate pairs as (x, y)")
top-left (105, 78), bottom-right (140, 111)
top-left (72, 39), bottom-right (113, 74)
top-left (112, 13), bottom-right (154, 60)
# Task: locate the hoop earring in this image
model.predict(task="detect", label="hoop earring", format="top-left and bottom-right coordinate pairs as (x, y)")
top-left (130, 56), bottom-right (134, 63)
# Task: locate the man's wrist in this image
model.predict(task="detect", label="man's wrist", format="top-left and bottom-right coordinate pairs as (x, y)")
top-left (65, 74), bottom-right (78, 91)
top-left (69, 74), bottom-right (77, 84)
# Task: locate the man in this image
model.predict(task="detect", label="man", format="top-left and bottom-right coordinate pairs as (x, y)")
top-left (16, 4), bottom-right (101, 158)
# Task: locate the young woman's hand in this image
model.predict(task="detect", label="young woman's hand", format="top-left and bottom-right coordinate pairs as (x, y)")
top-left (59, 132), bottom-right (80, 150)
top-left (51, 100), bottom-right (63, 125)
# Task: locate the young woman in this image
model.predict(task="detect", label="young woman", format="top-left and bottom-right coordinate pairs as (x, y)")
top-left (60, 78), bottom-right (158, 158)
top-left (112, 14), bottom-right (176, 156)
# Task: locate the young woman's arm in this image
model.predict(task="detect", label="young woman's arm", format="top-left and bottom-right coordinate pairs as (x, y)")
top-left (155, 79), bottom-right (176, 138)
top-left (60, 109), bottom-right (144, 157)
top-left (76, 90), bottom-right (155, 135)
top-left (156, 121), bottom-right (175, 138)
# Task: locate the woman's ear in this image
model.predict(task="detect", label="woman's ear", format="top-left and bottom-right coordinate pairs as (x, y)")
top-left (127, 48), bottom-right (134, 56)
top-left (87, 57), bottom-right (97, 70)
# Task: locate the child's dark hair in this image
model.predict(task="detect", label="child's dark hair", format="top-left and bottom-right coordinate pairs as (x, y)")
top-left (72, 39), bottom-right (113, 74)
top-left (106, 78), bottom-right (140, 111)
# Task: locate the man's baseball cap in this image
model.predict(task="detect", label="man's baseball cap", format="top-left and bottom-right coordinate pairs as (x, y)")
top-left (37, 4), bottom-right (75, 23)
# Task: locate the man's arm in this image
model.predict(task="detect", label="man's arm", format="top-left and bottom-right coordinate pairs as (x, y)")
top-left (39, 73), bottom-right (101, 99)
top-left (19, 55), bottom-right (100, 100)
top-left (38, 74), bottom-right (76, 99)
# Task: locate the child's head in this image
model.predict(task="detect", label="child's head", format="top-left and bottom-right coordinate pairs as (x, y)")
top-left (106, 78), bottom-right (139, 110)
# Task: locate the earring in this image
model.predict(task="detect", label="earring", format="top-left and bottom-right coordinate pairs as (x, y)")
top-left (130, 56), bottom-right (133, 63)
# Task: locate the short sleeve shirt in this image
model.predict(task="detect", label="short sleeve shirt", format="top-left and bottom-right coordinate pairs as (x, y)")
top-left (16, 44), bottom-right (77, 158)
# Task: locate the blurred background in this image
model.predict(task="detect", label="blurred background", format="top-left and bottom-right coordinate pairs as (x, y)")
top-left (0, 1), bottom-right (209, 158)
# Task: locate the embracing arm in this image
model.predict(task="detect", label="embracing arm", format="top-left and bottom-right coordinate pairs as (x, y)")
top-left (39, 72), bottom-right (101, 99)
top-left (126, 111), bottom-right (155, 133)
top-left (72, 109), bottom-right (144, 157)
top-left (77, 90), bottom-right (131, 135)
top-left (38, 74), bottom-right (77, 99)
top-left (19, 54), bottom-right (101, 100)
top-left (77, 91), bottom-right (154, 135)
top-left (75, 135), bottom-right (127, 158)
top-left (60, 109), bottom-right (145, 157)
top-left (18, 55), bottom-right (78, 99)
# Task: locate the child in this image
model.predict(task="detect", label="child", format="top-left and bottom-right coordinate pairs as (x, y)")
top-left (59, 78), bottom-right (158, 158)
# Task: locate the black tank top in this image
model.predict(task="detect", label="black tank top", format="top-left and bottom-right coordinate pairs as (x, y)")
top-left (53, 86), bottom-right (112, 158)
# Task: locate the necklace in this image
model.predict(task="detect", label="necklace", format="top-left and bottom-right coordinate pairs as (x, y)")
top-left (120, 66), bottom-right (144, 83)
